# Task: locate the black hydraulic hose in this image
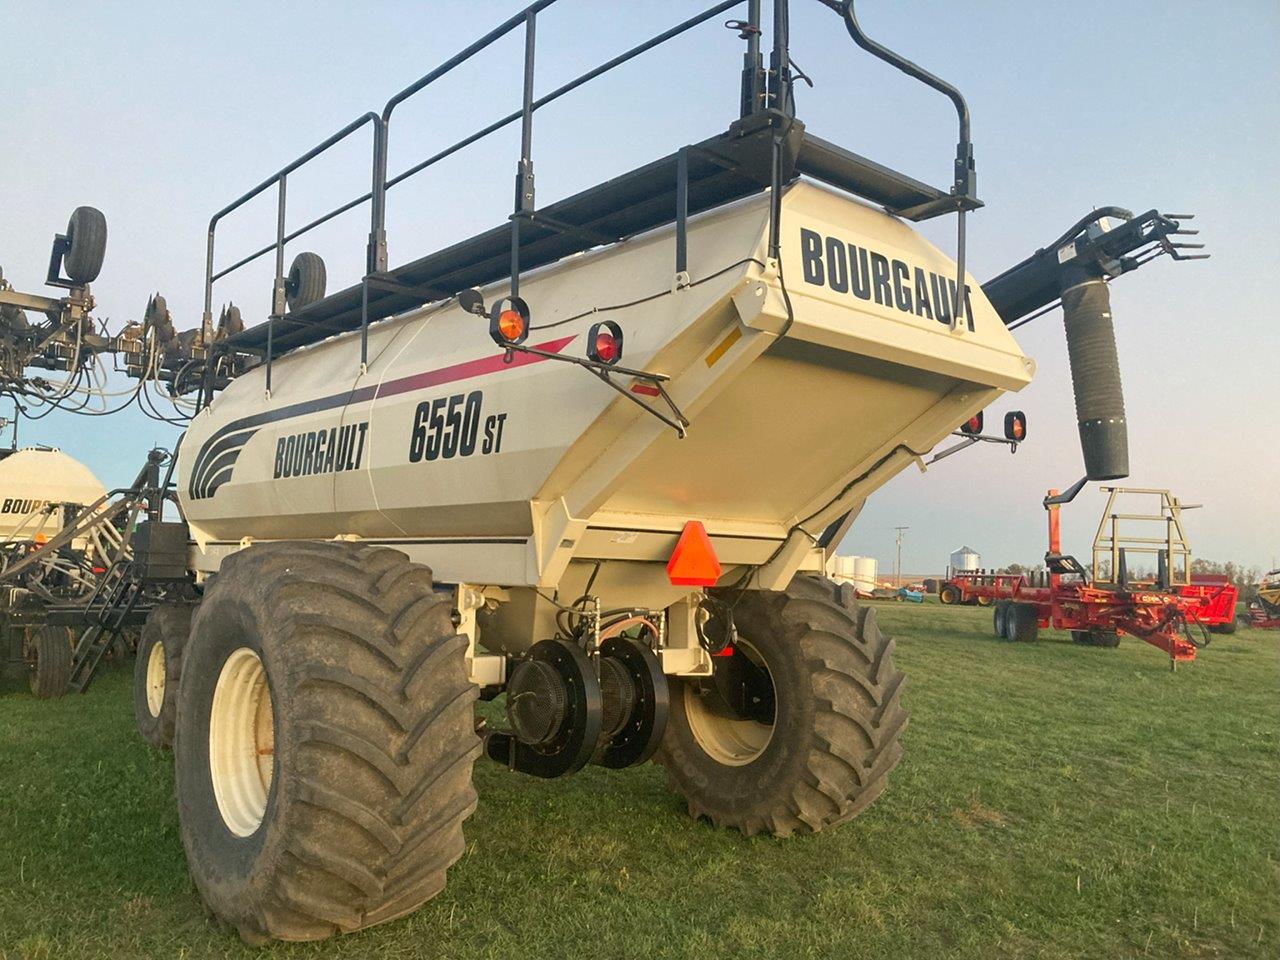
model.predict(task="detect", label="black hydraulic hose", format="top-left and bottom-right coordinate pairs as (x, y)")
top-left (1061, 267), bottom-right (1128, 481)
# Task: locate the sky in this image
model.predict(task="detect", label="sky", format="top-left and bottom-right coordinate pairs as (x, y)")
top-left (2, 1), bottom-right (1278, 575)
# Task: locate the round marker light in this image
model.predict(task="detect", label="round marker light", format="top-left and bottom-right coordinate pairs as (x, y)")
top-left (498, 310), bottom-right (525, 342)
top-left (587, 320), bottom-right (624, 365)
top-left (1004, 410), bottom-right (1027, 442)
top-left (960, 411), bottom-right (984, 436)
top-left (594, 331), bottom-right (618, 363)
top-left (488, 296), bottom-right (530, 347)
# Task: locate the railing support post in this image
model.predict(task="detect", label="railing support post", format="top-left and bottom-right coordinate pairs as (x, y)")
top-left (511, 10), bottom-right (538, 298)
top-left (675, 147), bottom-right (689, 279)
top-left (369, 116), bottom-right (389, 276)
top-left (769, 0), bottom-right (792, 117)
top-left (265, 175), bottom-right (288, 393)
top-left (739, 0), bottom-right (764, 117)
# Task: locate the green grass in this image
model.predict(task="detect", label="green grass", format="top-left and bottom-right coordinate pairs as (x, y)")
top-left (1, 602), bottom-right (1276, 959)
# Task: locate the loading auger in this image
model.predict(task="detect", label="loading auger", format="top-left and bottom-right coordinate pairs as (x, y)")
top-left (3, 0), bottom-right (1210, 944)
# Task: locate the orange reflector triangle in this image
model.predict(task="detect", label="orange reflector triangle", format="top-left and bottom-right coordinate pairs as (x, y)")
top-left (666, 520), bottom-right (721, 587)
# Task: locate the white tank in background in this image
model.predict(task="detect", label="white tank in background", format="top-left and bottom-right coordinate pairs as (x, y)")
top-left (825, 554), bottom-right (879, 594)
top-left (949, 545), bottom-right (980, 573)
top-left (0, 447), bottom-right (108, 545)
top-left (826, 554), bottom-right (858, 582)
top-left (853, 556), bottom-right (878, 592)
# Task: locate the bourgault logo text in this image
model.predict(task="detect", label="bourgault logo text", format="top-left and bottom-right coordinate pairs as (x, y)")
top-left (798, 227), bottom-right (975, 332)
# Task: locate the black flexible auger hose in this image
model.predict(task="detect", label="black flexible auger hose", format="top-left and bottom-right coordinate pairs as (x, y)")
top-left (1061, 269), bottom-right (1128, 481)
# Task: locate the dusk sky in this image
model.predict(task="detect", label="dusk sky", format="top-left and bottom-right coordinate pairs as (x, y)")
top-left (3, 1), bottom-right (1277, 575)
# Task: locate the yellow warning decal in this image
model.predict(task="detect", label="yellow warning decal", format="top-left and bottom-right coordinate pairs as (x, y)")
top-left (704, 326), bottom-right (742, 368)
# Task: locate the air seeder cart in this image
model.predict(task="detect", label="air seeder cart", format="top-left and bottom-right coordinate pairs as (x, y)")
top-left (947, 487), bottom-right (1237, 665)
top-left (0, 444), bottom-right (123, 697)
top-left (19, 0), bottom-right (1210, 942)
top-left (1247, 570), bottom-right (1280, 628)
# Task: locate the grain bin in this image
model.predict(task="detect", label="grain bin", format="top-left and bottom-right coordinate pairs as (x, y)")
top-left (949, 545), bottom-right (981, 574)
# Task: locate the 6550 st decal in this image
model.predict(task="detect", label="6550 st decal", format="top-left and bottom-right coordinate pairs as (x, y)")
top-left (408, 391), bottom-right (507, 463)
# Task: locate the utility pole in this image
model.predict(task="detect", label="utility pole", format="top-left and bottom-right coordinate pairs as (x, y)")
top-left (894, 526), bottom-right (909, 587)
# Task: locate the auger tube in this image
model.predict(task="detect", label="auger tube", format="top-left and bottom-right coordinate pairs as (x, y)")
top-left (1060, 266), bottom-right (1128, 481)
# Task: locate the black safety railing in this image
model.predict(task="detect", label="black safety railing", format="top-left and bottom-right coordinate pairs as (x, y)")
top-left (201, 111), bottom-right (385, 394)
top-left (198, 0), bottom-right (976, 406)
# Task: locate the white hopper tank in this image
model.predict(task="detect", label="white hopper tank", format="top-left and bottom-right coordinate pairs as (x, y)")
top-left (0, 447), bottom-right (107, 544)
top-left (179, 182), bottom-right (1034, 607)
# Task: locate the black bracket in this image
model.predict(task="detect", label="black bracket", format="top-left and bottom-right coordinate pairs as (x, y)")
top-left (1044, 552), bottom-right (1089, 580)
top-left (926, 431), bottom-right (1018, 466)
top-left (503, 342), bottom-right (690, 439)
top-left (44, 234), bottom-right (77, 290)
top-left (1043, 477), bottom-right (1089, 507)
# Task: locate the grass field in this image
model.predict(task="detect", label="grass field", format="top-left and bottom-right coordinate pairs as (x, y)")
top-left (0, 601), bottom-right (1276, 959)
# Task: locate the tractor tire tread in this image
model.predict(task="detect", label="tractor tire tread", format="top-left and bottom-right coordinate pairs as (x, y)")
top-left (655, 575), bottom-right (907, 838)
top-left (28, 625), bottom-right (72, 698)
top-left (134, 603), bottom-right (194, 749)
top-left (177, 541), bottom-right (479, 943)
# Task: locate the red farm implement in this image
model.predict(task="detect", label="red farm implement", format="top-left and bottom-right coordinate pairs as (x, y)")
top-left (943, 487), bottom-right (1238, 668)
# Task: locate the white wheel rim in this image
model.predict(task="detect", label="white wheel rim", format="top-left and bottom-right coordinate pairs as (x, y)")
top-left (145, 640), bottom-right (166, 717)
top-left (684, 639), bottom-right (775, 767)
top-left (209, 648), bottom-right (275, 837)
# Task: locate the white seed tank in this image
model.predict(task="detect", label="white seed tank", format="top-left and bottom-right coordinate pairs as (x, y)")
top-left (949, 545), bottom-right (981, 572)
top-left (0, 447), bottom-right (107, 544)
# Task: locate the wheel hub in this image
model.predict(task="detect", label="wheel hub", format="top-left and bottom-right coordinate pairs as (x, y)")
top-left (684, 639), bottom-right (776, 766)
top-left (145, 640), bottom-right (166, 718)
top-left (209, 648), bottom-right (275, 837)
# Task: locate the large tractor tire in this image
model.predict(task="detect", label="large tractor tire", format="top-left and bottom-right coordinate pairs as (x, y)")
top-left (939, 583), bottom-right (960, 605)
top-left (27, 625), bottom-right (73, 698)
top-left (134, 604), bottom-right (194, 749)
top-left (1006, 603), bottom-right (1039, 643)
top-left (174, 541), bottom-right (480, 943)
top-left (1208, 618), bottom-right (1237, 635)
top-left (655, 576), bottom-right (907, 838)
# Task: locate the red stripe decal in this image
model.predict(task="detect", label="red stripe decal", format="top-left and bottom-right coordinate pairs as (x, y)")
top-left (630, 382), bottom-right (661, 397)
top-left (374, 335), bottom-right (576, 400)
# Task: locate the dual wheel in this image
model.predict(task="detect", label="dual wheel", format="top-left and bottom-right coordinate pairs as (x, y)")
top-left (990, 602), bottom-right (1121, 647)
top-left (151, 545), bottom-right (907, 942)
top-left (993, 600), bottom-right (1039, 642)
